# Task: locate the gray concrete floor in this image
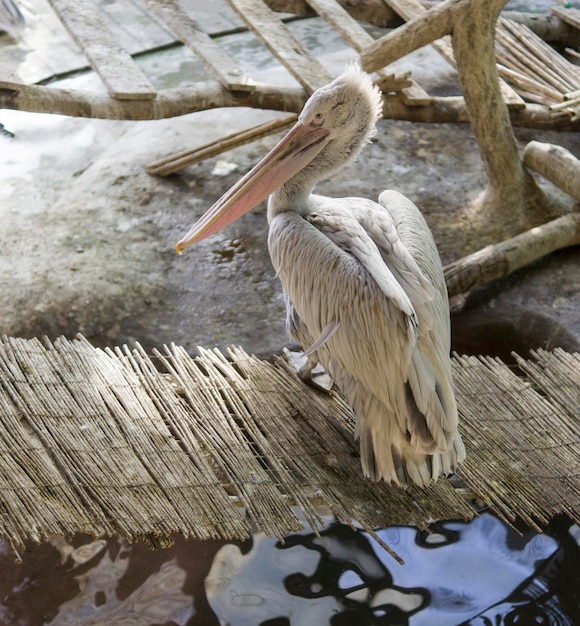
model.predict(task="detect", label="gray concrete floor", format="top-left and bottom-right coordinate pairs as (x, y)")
top-left (1, 1), bottom-right (579, 360)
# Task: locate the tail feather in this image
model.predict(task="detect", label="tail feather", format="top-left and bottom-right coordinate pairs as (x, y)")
top-left (351, 384), bottom-right (464, 488)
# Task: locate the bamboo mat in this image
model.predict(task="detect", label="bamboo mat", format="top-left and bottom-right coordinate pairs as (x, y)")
top-left (0, 335), bottom-right (577, 558)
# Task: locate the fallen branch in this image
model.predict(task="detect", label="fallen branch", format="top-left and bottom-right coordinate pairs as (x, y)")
top-left (523, 141), bottom-right (580, 200)
top-left (444, 212), bottom-right (580, 299)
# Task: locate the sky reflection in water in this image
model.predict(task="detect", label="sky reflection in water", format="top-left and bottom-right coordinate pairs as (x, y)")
top-left (0, 512), bottom-right (577, 625)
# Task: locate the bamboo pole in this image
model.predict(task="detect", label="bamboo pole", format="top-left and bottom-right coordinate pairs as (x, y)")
top-left (147, 114), bottom-right (297, 176)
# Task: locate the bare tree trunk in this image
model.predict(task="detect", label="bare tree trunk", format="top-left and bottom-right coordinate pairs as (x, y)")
top-left (451, 0), bottom-right (543, 233)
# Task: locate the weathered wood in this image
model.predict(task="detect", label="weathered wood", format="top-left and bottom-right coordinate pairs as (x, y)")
top-left (551, 5), bottom-right (580, 31)
top-left (147, 114), bottom-right (298, 176)
top-left (444, 213), bottom-right (580, 299)
top-left (452, 0), bottom-right (541, 229)
top-left (523, 141), bottom-right (580, 200)
top-left (550, 96), bottom-right (580, 119)
top-left (2, 82), bottom-right (578, 131)
top-left (364, 0), bottom-right (524, 108)
top-left (496, 63), bottom-right (563, 104)
top-left (47, 0), bottom-right (157, 100)
top-left (144, 0), bottom-right (254, 91)
top-left (361, 0), bottom-right (458, 73)
top-left (504, 11), bottom-right (580, 47)
top-left (264, 0), bottom-right (399, 26)
top-left (498, 19), bottom-right (579, 95)
top-left (0, 80), bottom-right (308, 120)
top-left (227, 0), bottom-right (332, 92)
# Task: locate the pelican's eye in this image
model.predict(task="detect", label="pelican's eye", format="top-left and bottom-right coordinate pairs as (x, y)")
top-left (312, 111), bottom-right (324, 125)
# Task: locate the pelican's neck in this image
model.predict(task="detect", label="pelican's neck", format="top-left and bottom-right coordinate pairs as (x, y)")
top-left (266, 140), bottom-right (354, 223)
top-left (266, 172), bottom-right (318, 223)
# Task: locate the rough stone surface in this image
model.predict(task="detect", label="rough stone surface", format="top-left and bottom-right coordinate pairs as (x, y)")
top-left (0, 9), bottom-right (578, 360)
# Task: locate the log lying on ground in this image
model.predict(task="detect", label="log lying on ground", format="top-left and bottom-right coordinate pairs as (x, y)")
top-left (523, 141), bottom-right (580, 200)
top-left (444, 212), bottom-right (580, 299)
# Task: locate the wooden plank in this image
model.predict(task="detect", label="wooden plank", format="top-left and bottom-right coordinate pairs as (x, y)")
top-left (145, 0), bottom-right (255, 91)
top-left (305, 0), bottom-right (430, 104)
top-left (264, 0), bottom-right (398, 26)
top-left (47, 0), bottom-right (157, 100)
top-left (306, 0), bottom-right (382, 51)
top-left (227, 0), bottom-right (332, 92)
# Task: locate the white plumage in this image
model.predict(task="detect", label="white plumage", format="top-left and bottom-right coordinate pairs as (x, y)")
top-left (177, 65), bottom-right (465, 487)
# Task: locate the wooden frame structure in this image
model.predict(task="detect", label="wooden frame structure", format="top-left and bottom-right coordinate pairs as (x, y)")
top-left (1, 0), bottom-right (578, 125)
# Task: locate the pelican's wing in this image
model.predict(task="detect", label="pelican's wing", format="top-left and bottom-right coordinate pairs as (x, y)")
top-left (269, 206), bottom-right (419, 439)
top-left (373, 190), bottom-right (458, 444)
top-left (310, 196), bottom-right (457, 450)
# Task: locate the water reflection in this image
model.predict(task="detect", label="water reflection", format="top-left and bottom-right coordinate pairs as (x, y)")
top-left (0, 513), bottom-right (577, 625)
top-left (207, 514), bottom-right (577, 625)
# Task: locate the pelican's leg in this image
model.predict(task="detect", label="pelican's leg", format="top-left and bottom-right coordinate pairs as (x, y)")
top-left (297, 354), bottom-right (317, 382)
top-left (283, 348), bottom-right (333, 392)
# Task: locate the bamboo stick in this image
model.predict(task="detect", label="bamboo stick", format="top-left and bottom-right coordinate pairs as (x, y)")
top-left (496, 25), bottom-right (575, 93)
top-left (496, 64), bottom-right (563, 104)
top-left (501, 19), bottom-right (580, 88)
top-left (147, 114), bottom-right (298, 176)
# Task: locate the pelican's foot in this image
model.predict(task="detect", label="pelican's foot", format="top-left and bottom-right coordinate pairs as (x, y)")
top-left (283, 349), bottom-right (334, 392)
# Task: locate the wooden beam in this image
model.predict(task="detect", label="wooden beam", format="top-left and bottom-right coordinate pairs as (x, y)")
top-left (144, 0), bottom-right (255, 91)
top-left (551, 5), bottom-right (580, 31)
top-left (1, 83), bottom-right (577, 130)
top-left (444, 213), bottom-right (580, 299)
top-left (361, 0), bottom-right (459, 73)
top-left (227, 0), bottom-right (333, 92)
top-left (523, 141), bottom-right (580, 200)
top-left (264, 0), bottom-right (399, 26)
top-left (47, 0), bottom-right (156, 100)
top-left (146, 114), bottom-right (298, 176)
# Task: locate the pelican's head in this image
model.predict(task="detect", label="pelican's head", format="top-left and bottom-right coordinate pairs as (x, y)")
top-left (298, 64), bottom-right (383, 163)
top-left (176, 65), bottom-right (383, 253)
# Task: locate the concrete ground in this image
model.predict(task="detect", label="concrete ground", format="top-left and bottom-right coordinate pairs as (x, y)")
top-left (0, 3), bottom-right (579, 362)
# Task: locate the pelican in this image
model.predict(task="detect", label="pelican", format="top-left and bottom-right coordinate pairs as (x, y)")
top-left (177, 65), bottom-right (465, 488)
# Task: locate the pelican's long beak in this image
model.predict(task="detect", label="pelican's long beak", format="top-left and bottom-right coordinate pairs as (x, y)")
top-left (176, 120), bottom-right (330, 254)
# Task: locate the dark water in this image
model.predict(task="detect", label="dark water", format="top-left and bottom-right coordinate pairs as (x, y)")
top-left (0, 513), bottom-right (577, 625)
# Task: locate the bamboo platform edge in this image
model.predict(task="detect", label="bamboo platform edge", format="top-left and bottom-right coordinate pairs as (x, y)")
top-left (0, 334), bottom-right (577, 557)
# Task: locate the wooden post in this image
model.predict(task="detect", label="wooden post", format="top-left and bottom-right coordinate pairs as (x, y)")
top-left (451, 0), bottom-right (543, 231)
